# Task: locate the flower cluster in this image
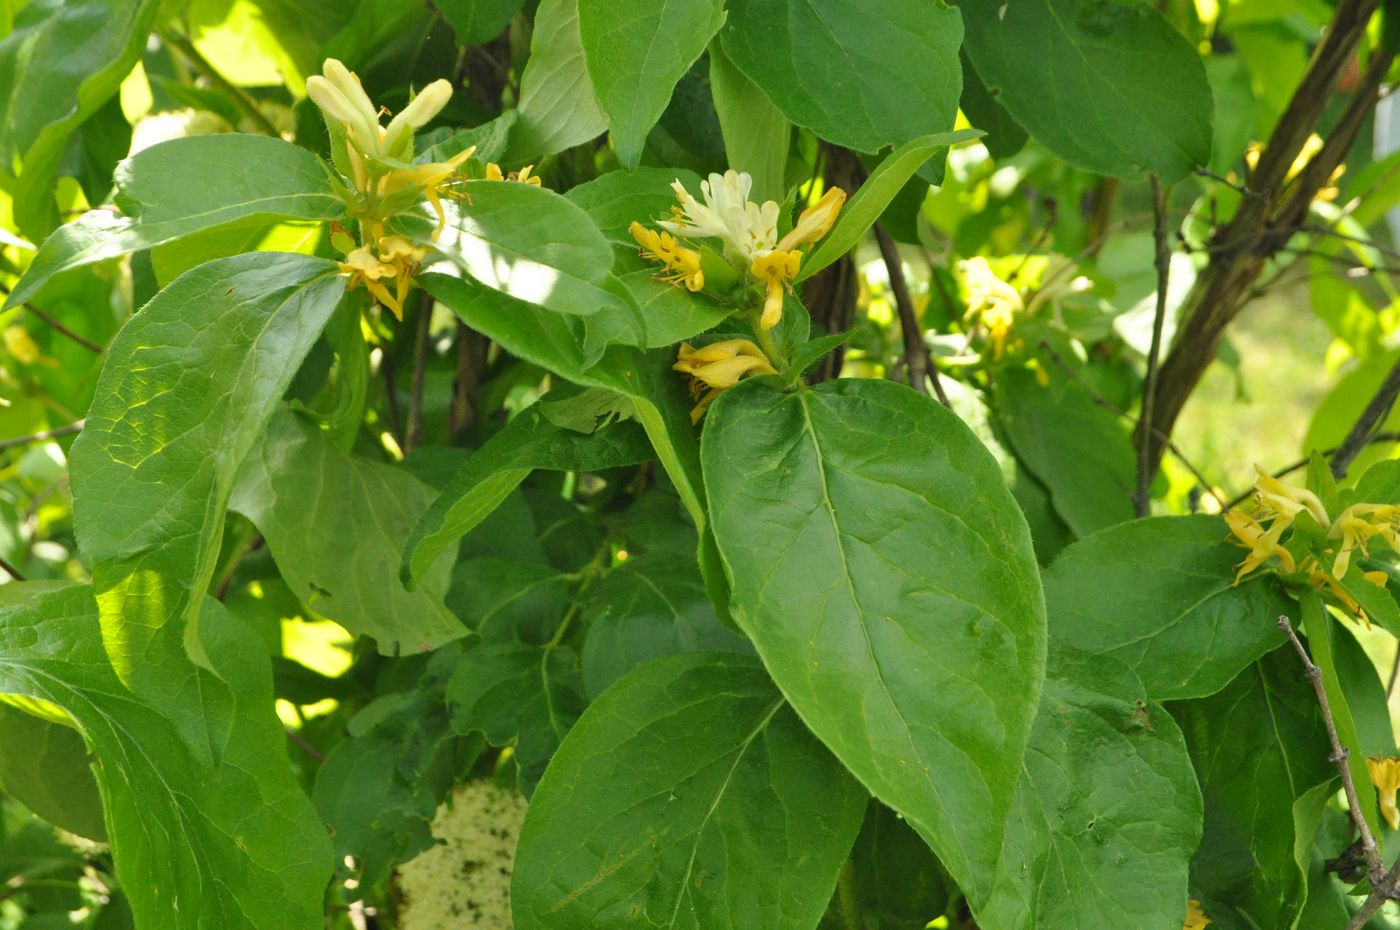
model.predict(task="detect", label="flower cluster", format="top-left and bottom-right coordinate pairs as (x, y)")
top-left (630, 170), bottom-right (845, 330)
top-left (337, 235), bottom-right (427, 320)
top-left (673, 339), bottom-right (776, 422)
top-left (957, 254), bottom-right (1084, 363)
top-left (1226, 468), bottom-right (1397, 620)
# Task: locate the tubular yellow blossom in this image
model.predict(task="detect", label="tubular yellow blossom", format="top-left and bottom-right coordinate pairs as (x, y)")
top-left (1366, 570), bottom-right (1390, 587)
top-left (308, 59), bottom-right (383, 157)
top-left (339, 245), bottom-right (403, 319)
top-left (380, 146), bottom-right (476, 240)
top-left (1183, 898), bottom-right (1210, 930)
top-left (515, 164), bottom-right (542, 186)
top-left (1370, 756), bottom-right (1400, 830)
top-left (961, 257), bottom-right (1024, 358)
top-left (1329, 503), bottom-right (1399, 578)
top-left (485, 162), bottom-right (505, 181)
top-left (673, 339), bottom-right (775, 422)
top-left (751, 250), bottom-right (801, 330)
top-left (630, 222), bottom-right (704, 292)
top-left (383, 79), bottom-right (453, 157)
top-left (1252, 469), bottom-right (1329, 527)
top-left (776, 187), bottom-right (846, 252)
top-left (1225, 509), bottom-right (1295, 583)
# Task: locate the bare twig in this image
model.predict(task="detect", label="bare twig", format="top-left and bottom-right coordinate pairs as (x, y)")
top-left (1278, 614), bottom-right (1385, 886)
top-left (1136, 175), bottom-right (1171, 517)
top-left (1331, 355), bottom-right (1400, 479)
top-left (0, 282), bottom-right (103, 353)
top-left (0, 555), bottom-right (24, 582)
top-left (874, 222), bottom-right (949, 407)
top-left (157, 27), bottom-right (281, 137)
top-left (285, 729), bottom-right (326, 763)
top-left (0, 420), bottom-right (84, 452)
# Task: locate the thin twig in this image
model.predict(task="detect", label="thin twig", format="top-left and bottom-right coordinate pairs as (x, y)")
top-left (0, 555), bottom-right (24, 581)
top-left (157, 27), bottom-right (280, 137)
top-left (1039, 341), bottom-right (1224, 512)
top-left (0, 282), bottom-right (103, 353)
top-left (285, 729), bottom-right (326, 763)
top-left (1277, 614), bottom-right (1385, 884)
top-left (1136, 175), bottom-right (1171, 517)
top-left (1388, 647), bottom-right (1400, 699)
top-left (1331, 355), bottom-right (1400, 479)
top-left (874, 222), bottom-right (949, 406)
top-left (1224, 433), bottom-right (1400, 510)
top-left (0, 420), bottom-right (84, 452)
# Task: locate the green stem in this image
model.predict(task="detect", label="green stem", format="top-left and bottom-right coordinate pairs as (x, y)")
top-left (837, 858), bottom-right (862, 930)
top-left (157, 27), bottom-right (281, 137)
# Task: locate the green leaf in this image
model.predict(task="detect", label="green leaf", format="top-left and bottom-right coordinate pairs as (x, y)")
top-left (5, 134), bottom-right (344, 309)
top-left (1353, 458), bottom-right (1400, 504)
top-left (957, 0), bottom-right (1213, 181)
top-left (979, 651), bottom-right (1202, 929)
top-left (851, 802), bottom-right (951, 926)
top-left (702, 379), bottom-right (1046, 902)
top-left (565, 166), bottom-right (704, 267)
top-left (313, 646), bottom-right (478, 884)
top-left (996, 367), bottom-right (1136, 537)
top-left (1043, 515), bottom-right (1294, 700)
top-left (580, 549), bottom-right (751, 697)
top-left (797, 130), bottom-right (980, 282)
top-left (578, 0), bottom-right (724, 169)
top-left (0, 704), bottom-right (106, 841)
top-left (0, 585), bottom-right (332, 929)
top-left (447, 641), bottom-right (587, 793)
top-left (69, 253), bottom-right (345, 676)
top-left (708, 43), bottom-right (790, 203)
top-left (407, 187), bottom-right (645, 358)
top-left (506, 0), bottom-right (606, 161)
top-left (717, 0), bottom-right (962, 154)
top-left (617, 269), bottom-right (732, 346)
top-left (1178, 648), bottom-right (1336, 930)
top-left (511, 652), bottom-right (867, 929)
top-left (435, 0), bottom-right (522, 44)
top-left (0, 0), bottom-right (160, 237)
top-left (402, 396), bottom-right (654, 586)
top-left (789, 329), bottom-right (856, 377)
top-left (959, 50), bottom-right (1028, 159)
top-left (231, 409), bottom-right (467, 653)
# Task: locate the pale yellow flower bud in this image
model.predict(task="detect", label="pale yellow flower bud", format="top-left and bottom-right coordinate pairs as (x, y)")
top-left (777, 186), bottom-right (845, 252)
top-left (384, 79), bottom-right (453, 158)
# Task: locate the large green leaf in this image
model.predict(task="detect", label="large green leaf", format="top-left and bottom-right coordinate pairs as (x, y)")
top-left (402, 397), bottom-right (653, 586)
top-left (436, 0), bottom-right (523, 44)
top-left (997, 368), bottom-right (1135, 537)
top-left (408, 188), bottom-right (645, 359)
top-left (231, 409), bottom-right (466, 653)
top-left (578, 0), bottom-right (725, 169)
top-left (980, 651), bottom-right (1202, 929)
top-left (702, 378), bottom-right (1046, 901)
top-left (511, 652), bottom-right (867, 929)
top-left (565, 166), bottom-right (704, 268)
top-left (957, 0), bottom-right (1213, 180)
top-left (708, 43), bottom-right (790, 204)
top-left (0, 0), bottom-right (159, 237)
top-left (797, 129), bottom-right (980, 282)
top-left (1177, 649), bottom-right (1336, 930)
top-left (5, 134), bottom-right (344, 308)
top-left (718, 0), bottom-right (962, 154)
top-left (1043, 515), bottom-right (1293, 700)
top-left (447, 641), bottom-right (586, 793)
top-left (0, 703), bottom-right (106, 841)
top-left (0, 585), bottom-right (332, 929)
top-left (69, 253), bottom-right (345, 677)
top-left (506, 0), bottom-right (607, 161)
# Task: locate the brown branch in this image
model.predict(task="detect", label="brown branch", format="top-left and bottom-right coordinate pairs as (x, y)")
top-left (0, 282), bottom-right (102, 354)
top-left (1331, 355), bottom-right (1400, 479)
top-left (0, 420), bottom-right (85, 452)
top-left (1136, 175), bottom-right (1171, 517)
top-left (0, 555), bottom-right (24, 582)
top-left (1276, 614), bottom-right (1385, 886)
top-left (874, 222), bottom-right (949, 407)
top-left (285, 728), bottom-right (326, 763)
top-left (1136, 0), bottom-right (1389, 483)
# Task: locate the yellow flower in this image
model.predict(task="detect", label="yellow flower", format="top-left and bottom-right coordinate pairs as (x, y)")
top-left (2, 325), bottom-right (42, 366)
top-left (1225, 509), bottom-right (1295, 583)
top-left (1329, 503), bottom-right (1400, 578)
top-left (307, 59), bottom-right (451, 161)
top-left (1183, 898), bottom-right (1210, 930)
top-left (673, 339), bottom-right (775, 422)
top-left (1252, 469), bottom-right (1329, 528)
top-left (751, 250), bottom-right (801, 331)
top-left (485, 162), bottom-right (504, 181)
top-left (661, 170), bottom-right (781, 263)
top-left (961, 257), bottom-right (1023, 359)
top-left (483, 162), bottom-right (543, 186)
top-left (1366, 570), bottom-right (1390, 587)
top-left (379, 146), bottom-right (476, 240)
top-left (1370, 756), bottom-right (1400, 830)
top-left (775, 187), bottom-right (845, 252)
top-left (630, 221), bottom-right (704, 292)
top-left (339, 245), bottom-right (404, 319)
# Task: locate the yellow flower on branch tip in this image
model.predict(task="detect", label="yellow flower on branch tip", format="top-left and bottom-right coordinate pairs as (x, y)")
top-left (1224, 509), bottom-right (1295, 583)
top-left (307, 59), bottom-right (382, 157)
top-left (339, 246), bottom-right (404, 319)
top-left (1370, 756), bottom-right (1400, 830)
top-left (1252, 468), bottom-right (1329, 527)
top-left (751, 250), bottom-right (801, 331)
top-left (1183, 898), bottom-right (1210, 930)
top-left (1329, 503), bottom-right (1400, 578)
top-left (961, 257), bottom-right (1023, 357)
top-left (379, 146), bottom-right (476, 240)
top-left (630, 222), bottom-right (704, 292)
top-left (382, 79), bottom-right (452, 158)
top-left (484, 162), bottom-right (504, 181)
top-left (776, 187), bottom-right (846, 252)
top-left (673, 339), bottom-right (775, 422)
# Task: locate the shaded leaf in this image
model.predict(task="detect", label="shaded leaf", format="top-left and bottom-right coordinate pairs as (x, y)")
top-left (506, 0), bottom-right (606, 160)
